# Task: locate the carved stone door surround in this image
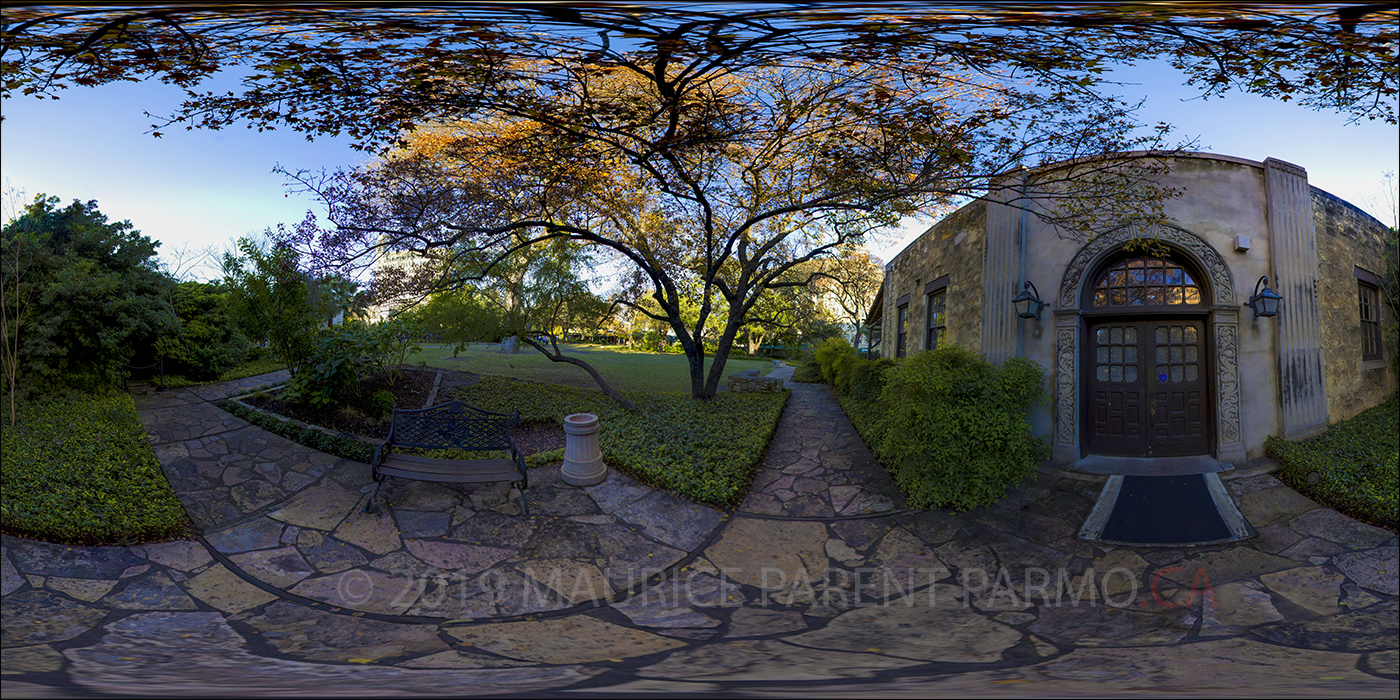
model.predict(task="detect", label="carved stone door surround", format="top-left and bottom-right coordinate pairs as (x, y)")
top-left (1052, 222), bottom-right (1245, 465)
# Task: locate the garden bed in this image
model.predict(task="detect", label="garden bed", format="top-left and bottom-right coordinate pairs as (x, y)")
top-left (237, 368), bottom-right (567, 457)
top-left (244, 368), bottom-right (436, 439)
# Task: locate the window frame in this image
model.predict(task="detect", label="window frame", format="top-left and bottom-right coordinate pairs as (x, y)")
top-left (895, 296), bottom-right (909, 359)
top-left (1359, 280), bottom-right (1382, 361)
top-left (924, 275), bottom-right (949, 351)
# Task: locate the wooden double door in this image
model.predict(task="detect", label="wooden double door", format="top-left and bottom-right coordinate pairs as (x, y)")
top-left (1086, 318), bottom-right (1211, 457)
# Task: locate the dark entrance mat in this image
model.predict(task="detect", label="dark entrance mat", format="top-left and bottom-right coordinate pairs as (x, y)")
top-left (1099, 474), bottom-right (1230, 544)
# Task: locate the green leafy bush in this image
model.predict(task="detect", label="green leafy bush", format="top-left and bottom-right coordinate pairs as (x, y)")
top-left (368, 389), bottom-right (396, 418)
top-left (1, 392), bottom-right (188, 544)
top-left (814, 336), bottom-right (855, 385)
top-left (790, 361), bottom-right (823, 383)
top-left (1266, 396), bottom-right (1398, 531)
top-left (876, 347), bottom-right (1048, 510)
top-left (156, 281), bottom-right (249, 381)
top-left (849, 357), bottom-right (895, 403)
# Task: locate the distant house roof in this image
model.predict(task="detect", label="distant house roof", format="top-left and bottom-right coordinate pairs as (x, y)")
top-left (864, 284), bottom-right (884, 328)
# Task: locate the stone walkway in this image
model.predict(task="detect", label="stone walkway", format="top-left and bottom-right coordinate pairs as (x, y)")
top-left (2, 369), bottom-right (1397, 697)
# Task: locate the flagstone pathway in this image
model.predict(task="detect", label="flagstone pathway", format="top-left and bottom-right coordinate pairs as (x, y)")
top-left (2, 368), bottom-right (1397, 697)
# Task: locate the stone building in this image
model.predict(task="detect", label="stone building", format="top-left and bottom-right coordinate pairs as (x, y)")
top-left (868, 153), bottom-right (1395, 466)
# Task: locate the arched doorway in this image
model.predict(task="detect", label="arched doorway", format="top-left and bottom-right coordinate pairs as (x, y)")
top-left (1081, 253), bottom-right (1213, 457)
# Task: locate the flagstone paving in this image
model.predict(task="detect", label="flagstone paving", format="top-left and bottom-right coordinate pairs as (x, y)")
top-left (1, 369), bottom-right (1396, 697)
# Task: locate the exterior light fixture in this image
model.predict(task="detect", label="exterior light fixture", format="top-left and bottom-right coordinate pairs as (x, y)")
top-left (1012, 281), bottom-right (1047, 320)
top-left (1245, 275), bottom-right (1283, 318)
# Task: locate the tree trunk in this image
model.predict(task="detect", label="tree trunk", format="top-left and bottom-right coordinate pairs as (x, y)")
top-left (702, 320), bottom-right (745, 398)
top-left (521, 335), bottom-right (639, 412)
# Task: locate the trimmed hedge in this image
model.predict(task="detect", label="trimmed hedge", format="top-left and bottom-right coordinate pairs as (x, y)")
top-left (1, 392), bottom-right (189, 544)
top-left (1266, 395), bottom-right (1398, 531)
top-left (828, 346), bottom-right (1049, 511)
top-left (456, 376), bottom-right (788, 508)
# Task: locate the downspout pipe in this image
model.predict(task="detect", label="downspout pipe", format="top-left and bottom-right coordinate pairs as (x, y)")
top-left (1015, 166), bottom-right (1030, 358)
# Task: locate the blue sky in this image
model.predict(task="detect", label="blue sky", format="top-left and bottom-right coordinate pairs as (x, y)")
top-left (2, 56), bottom-right (1396, 280)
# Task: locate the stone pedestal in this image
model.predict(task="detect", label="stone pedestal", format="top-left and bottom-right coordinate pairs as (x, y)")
top-left (561, 413), bottom-right (606, 486)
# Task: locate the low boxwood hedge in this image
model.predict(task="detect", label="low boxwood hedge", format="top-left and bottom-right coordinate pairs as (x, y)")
top-left (1266, 395), bottom-right (1398, 531)
top-left (1, 392), bottom-right (189, 544)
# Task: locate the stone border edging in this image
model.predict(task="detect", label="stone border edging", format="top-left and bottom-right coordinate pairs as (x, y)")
top-left (223, 388), bottom-right (384, 452)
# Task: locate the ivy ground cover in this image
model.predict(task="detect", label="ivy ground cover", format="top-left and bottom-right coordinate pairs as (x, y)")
top-left (2, 392), bottom-right (188, 544)
top-left (455, 376), bottom-right (788, 509)
top-left (1267, 395), bottom-right (1398, 531)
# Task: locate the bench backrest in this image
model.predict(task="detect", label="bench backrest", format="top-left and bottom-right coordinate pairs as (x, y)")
top-left (387, 401), bottom-right (519, 450)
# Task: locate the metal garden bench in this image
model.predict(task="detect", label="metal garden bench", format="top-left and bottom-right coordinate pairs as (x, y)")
top-left (368, 401), bottom-right (529, 514)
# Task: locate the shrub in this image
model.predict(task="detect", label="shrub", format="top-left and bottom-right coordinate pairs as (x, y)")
top-left (791, 361), bottom-right (823, 383)
top-left (876, 346), bottom-right (1048, 511)
top-left (814, 336), bottom-right (855, 384)
top-left (849, 357), bottom-right (895, 403)
top-left (368, 389), bottom-right (396, 418)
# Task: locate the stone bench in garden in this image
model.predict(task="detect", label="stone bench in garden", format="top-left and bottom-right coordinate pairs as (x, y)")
top-left (727, 369), bottom-right (783, 392)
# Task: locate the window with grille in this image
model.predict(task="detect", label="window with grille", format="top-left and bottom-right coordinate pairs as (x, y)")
top-left (1091, 257), bottom-right (1202, 308)
top-left (1360, 282), bottom-right (1381, 361)
top-left (925, 290), bottom-right (946, 351)
top-left (896, 304), bottom-right (908, 358)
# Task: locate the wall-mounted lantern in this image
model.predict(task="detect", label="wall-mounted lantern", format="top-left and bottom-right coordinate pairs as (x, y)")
top-left (1012, 281), bottom-right (1047, 320)
top-left (1245, 275), bottom-right (1283, 318)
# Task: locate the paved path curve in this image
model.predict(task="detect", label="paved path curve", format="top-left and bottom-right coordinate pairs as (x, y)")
top-left (2, 369), bottom-right (1397, 697)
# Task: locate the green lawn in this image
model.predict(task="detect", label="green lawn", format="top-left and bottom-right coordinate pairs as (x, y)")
top-left (1, 392), bottom-right (190, 544)
top-left (417, 342), bottom-right (781, 393)
top-left (1266, 395), bottom-right (1398, 531)
top-left (159, 356), bottom-right (288, 388)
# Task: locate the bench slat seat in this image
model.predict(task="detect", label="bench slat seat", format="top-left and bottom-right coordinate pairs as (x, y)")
top-left (378, 455), bottom-right (521, 483)
top-left (366, 400), bottom-right (529, 513)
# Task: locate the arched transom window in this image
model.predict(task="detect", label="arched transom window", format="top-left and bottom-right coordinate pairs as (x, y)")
top-left (1090, 257), bottom-right (1202, 308)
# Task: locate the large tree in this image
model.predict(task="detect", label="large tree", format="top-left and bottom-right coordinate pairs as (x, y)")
top-left (4, 5), bottom-right (1394, 398)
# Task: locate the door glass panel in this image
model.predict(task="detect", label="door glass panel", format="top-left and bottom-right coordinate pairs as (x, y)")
top-left (1156, 327), bottom-right (1168, 343)
top-left (1185, 364), bottom-right (1198, 381)
top-left (1125, 365), bottom-right (1138, 381)
top-left (1125, 346), bottom-right (1137, 362)
top-left (1110, 327), bottom-right (1122, 344)
top-left (1097, 366), bottom-right (1109, 381)
top-left (1156, 346), bottom-right (1169, 362)
top-left (1171, 366), bottom-right (1183, 382)
top-left (1156, 365), bottom-right (1168, 380)
top-left (1125, 327), bottom-right (1137, 343)
top-left (1110, 346), bottom-right (1122, 363)
top-left (1171, 346), bottom-right (1184, 363)
top-left (1097, 346), bottom-right (1108, 362)
top-left (1096, 328), bottom-right (1109, 344)
top-left (1111, 366), bottom-right (1123, 382)
top-left (1170, 326), bottom-right (1183, 343)
top-left (1184, 326), bottom-right (1197, 343)
top-left (1185, 346), bottom-right (1197, 362)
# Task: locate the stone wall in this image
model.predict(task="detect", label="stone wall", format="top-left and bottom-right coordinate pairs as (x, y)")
top-left (1312, 188), bottom-right (1397, 423)
top-left (727, 370), bottom-right (783, 392)
top-left (879, 201), bottom-right (986, 357)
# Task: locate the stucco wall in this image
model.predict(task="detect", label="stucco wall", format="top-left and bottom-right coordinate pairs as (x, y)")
top-left (1019, 156), bottom-right (1281, 458)
top-left (880, 153), bottom-right (1390, 461)
top-left (1313, 188), bottom-right (1397, 422)
top-left (879, 201), bottom-right (986, 357)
